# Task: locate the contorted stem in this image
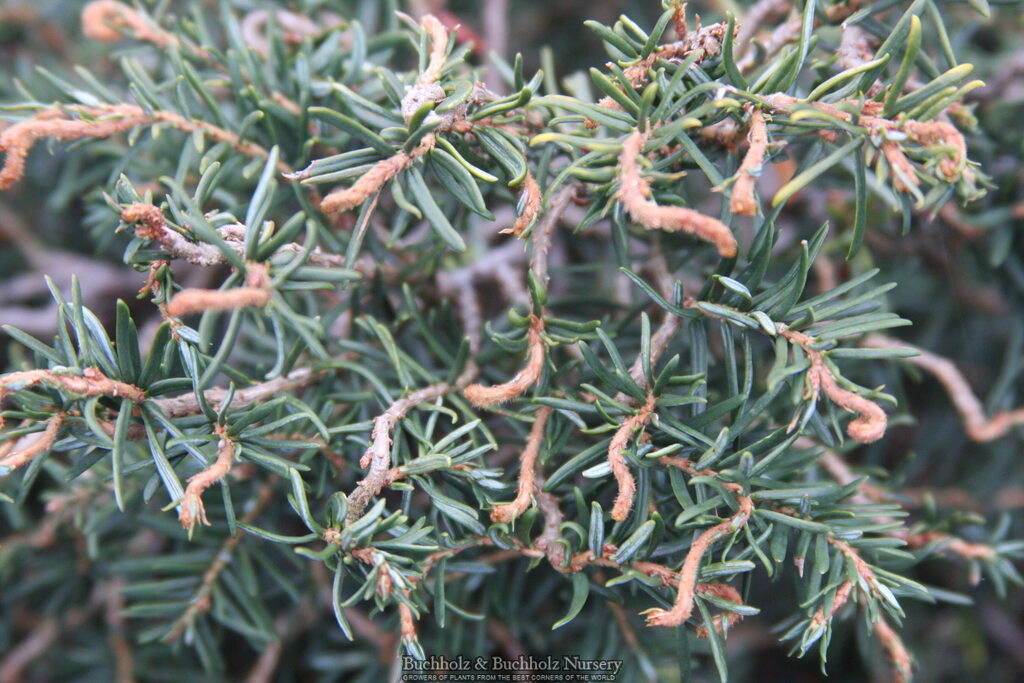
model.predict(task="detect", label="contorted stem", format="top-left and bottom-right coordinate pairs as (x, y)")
top-left (730, 108), bottom-right (768, 216)
top-left (862, 334), bottom-right (1024, 442)
top-left (179, 424), bottom-right (236, 531)
top-left (764, 94), bottom-right (972, 192)
top-left (0, 105), bottom-right (150, 190)
top-left (810, 579), bottom-right (853, 630)
top-left (164, 287), bottom-right (271, 318)
top-left (347, 368), bottom-right (476, 523)
top-left (416, 14), bottom-right (450, 88)
top-left (0, 367), bottom-right (145, 429)
top-left (491, 406), bottom-right (552, 523)
top-left (319, 136), bottom-right (435, 214)
top-left (464, 314), bottom-right (546, 407)
top-left (874, 616), bottom-right (913, 683)
top-left (506, 171), bottom-right (542, 237)
top-left (0, 413), bottom-right (65, 472)
top-left (781, 325), bottom-right (887, 443)
top-left (617, 129), bottom-right (737, 258)
top-left (82, 0), bottom-right (180, 49)
top-left (694, 583), bottom-right (746, 637)
top-left (589, 8), bottom-right (732, 120)
top-left (608, 393), bottom-right (657, 522)
top-left (645, 457), bottom-right (753, 627)
top-left (0, 104), bottom-right (288, 190)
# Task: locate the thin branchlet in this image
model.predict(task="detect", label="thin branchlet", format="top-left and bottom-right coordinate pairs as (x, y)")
top-left (647, 457), bottom-right (753, 627)
top-left (782, 326), bottom-right (887, 443)
top-left (0, 104), bottom-right (288, 191)
top-left (0, 413), bottom-right (65, 472)
top-left (863, 334), bottom-right (1024, 441)
top-left (491, 406), bottom-right (552, 523)
top-left (178, 424), bottom-right (236, 532)
top-left (607, 393), bottom-right (657, 522)
top-left (464, 314), bottom-right (546, 407)
top-left (730, 108), bottom-right (768, 216)
top-left (617, 129), bottom-right (738, 258)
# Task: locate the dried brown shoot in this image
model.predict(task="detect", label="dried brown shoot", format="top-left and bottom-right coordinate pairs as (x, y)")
top-left (417, 15), bottom-right (450, 88)
top-left (644, 484), bottom-right (753, 627)
top-left (588, 8), bottom-right (732, 123)
top-left (320, 136), bottom-right (435, 214)
top-left (862, 334), bottom-right (1024, 441)
top-left (730, 108), bottom-right (768, 216)
top-left (0, 368), bottom-right (145, 429)
top-left (347, 370), bottom-right (476, 523)
top-left (0, 105), bottom-right (287, 191)
top-left (0, 413), bottom-right (65, 472)
top-left (694, 583), bottom-right (746, 637)
top-left (765, 94), bottom-right (972, 194)
top-left (82, 0), bottom-right (176, 48)
top-left (178, 424), bottom-right (236, 531)
top-left (398, 599), bottom-right (418, 645)
top-left (781, 326), bottom-right (887, 443)
top-left (830, 537), bottom-right (885, 597)
top-left (464, 314), bottom-right (546, 407)
top-left (901, 531), bottom-right (995, 565)
top-left (164, 287), bottom-right (272, 318)
top-left (506, 171), bottom-right (542, 237)
top-left (874, 616), bottom-right (913, 683)
top-left (0, 105), bottom-right (151, 190)
top-left (608, 393), bottom-right (657, 522)
top-left (810, 579), bottom-right (853, 631)
top-left (617, 129), bottom-right (737, 257)
top-left (491, 406), bottom-right (553, 523)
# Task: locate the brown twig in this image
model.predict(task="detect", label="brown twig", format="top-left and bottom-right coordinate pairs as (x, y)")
top-left (764, 94), bottom-right (973, 194)
top-left (178, 424), bottom-right (236, 532)
top-left (464, 314), bottom-right (546, 407)
top-left (1, 104), bottom-right (288, 191)
top-left (0, 413), bottom-right (65, 472)
top-left (617, 129), bottom-right (737, 258)
top-left (874, 615), bottom-right (913, 683)
top-left (730, 108), bottom-right (768, 216)
top-left (781, 326), bottom-right (887, 443)
top-left (491, 406), bottom-right (553, 523)
top-left (862, 334), bottom-right (1024, 442)
top-left (589, 8), bottom-right (732, 121)
top-left (608, 393), bottom-right (657, 522)
top-left (153, 365), bottom-right (321, 418)
top-left (506, 170), bottom-right (542, 237)
top-left (346, 370), bottom-right (476, 523)
top-left (646, 457), bottom-right (753, 627)
top-left (0, 368), bottom-right (144, 429)
top-left (164, 287), bottom-right (271, 318)
top-left (319, 136), bottom-right (435, 214)
top-left (81, 0), bottom-right (180, 50)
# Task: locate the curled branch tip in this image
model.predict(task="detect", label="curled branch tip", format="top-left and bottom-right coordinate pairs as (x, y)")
top-left (464, 315), bottom-right (546, 408)
top-left (617, 129), bottom-right (737, 258)
top-left (491, 406), bottom-right (553, 523)
top-left (730, 108), bottom-right (767, 216)
top-left (608, 393), bottom-right (656, 522)
top-left (179, 425), bottom-right (236, 532)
